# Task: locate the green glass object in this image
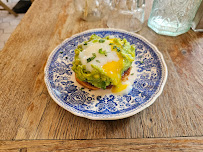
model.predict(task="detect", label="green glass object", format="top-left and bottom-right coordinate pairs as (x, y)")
top-left (148, 0), bottom-right (202, 36)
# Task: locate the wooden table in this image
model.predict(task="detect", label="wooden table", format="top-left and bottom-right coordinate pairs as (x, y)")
top-left (0, 0), bottom-right (203, 151)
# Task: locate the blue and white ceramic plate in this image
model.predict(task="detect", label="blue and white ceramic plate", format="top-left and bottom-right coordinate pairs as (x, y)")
top-left (44, 29), bottom-right (168, 120)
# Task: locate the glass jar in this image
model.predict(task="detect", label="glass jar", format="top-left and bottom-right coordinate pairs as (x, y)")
top-left (148, 0), bottom-right (202, 36)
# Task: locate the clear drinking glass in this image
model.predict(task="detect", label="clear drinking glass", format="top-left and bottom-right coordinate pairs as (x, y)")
top-left (107, 0), bottom-right (145, 32)
top-left (148, 0), bottom-right (202, 36)
top-left (74, 0), bottom-right (111, 22)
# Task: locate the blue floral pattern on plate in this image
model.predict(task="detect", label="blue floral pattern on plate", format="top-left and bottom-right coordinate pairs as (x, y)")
top-left (44, 29), bottom-right (168, 120)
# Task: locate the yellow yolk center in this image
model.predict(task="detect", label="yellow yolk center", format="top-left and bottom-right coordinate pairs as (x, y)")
top-left (102, 60), bottom-right (122, 85)
top-left (102, 40), bottom-right (129, 93)
top-left (111, 82), bottom-right (128, 93)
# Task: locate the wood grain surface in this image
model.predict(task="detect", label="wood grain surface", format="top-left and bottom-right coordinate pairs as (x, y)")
top-left (1, 137), bottom-right (203, 152)
top-left (0, 0), bottom-right (203, 143)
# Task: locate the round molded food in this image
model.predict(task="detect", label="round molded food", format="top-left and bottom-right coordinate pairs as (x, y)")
top-left (72, 34), bottom-right (135, 93)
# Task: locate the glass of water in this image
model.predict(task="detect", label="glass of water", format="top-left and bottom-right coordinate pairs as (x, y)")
top-left (148, 0), bottom-right (202, 36)
top-left (107, 0), bottom-right (145, 32)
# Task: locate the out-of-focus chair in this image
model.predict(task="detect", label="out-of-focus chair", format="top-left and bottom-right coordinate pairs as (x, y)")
top-left (0, 0), bottom-right (18, 17)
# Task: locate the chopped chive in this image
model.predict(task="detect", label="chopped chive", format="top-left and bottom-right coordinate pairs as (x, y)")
top-left (84, 42), bottom-right (87, 45)
top-left (99, 39), bottom-right (105, 43)
top-left (113, 46), bottom-right (116, 49)
top-left (65, 57), bottom-right (68, 59)
top-left (131, 73), bottom-right (134, 75)
top-left (96, 60), bottom-right (100, 63)
top-left (87, 58), bottom-right (91, 63)
top-left (109, 43), bottom-right (113, 45)
top-left (80, 87), bottom-right (84, 90)
top-left (98, 48), bottom-right (107, 56)
top-left (87, 53), bottom-right (96, 63)
top-left (140, 61), bottom-right (144, 63)
top-left (60, 52), bottom-right (63, 54)
top-left (117, 47), bottom-right (120, 52)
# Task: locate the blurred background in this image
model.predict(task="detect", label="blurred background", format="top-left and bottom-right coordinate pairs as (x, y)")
top-left (0, 0), bottom-right (202, 50)
top-left (0, 0), bottom-right (32, 50)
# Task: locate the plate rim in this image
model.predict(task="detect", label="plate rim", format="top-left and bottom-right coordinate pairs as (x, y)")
top-left (44, 28), bottom-right (168, 120)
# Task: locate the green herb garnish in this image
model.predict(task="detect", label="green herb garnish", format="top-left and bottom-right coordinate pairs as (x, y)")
top-left (98, 48), bottom-right (107, 56)
top-left (112, 46), bottom-right (120, 52)
top-left (109, 43), bottom-right (113, 45)
top-left (96, 60), bottom-right (100, 63)
top-left (131, 73), bottom-right (134, 75)
top-left (60, 52), bottom-right (63, 54)
top-left (87, 53), bottom-right (96, 63)
top-left (99, 39), bottom-right (105, 43)
top-left (84, 42), bottom-right (87, 45)
top-left (140, 61), bottom-right (144, 64)
top-left (117, 47), bottom-right (120, 52)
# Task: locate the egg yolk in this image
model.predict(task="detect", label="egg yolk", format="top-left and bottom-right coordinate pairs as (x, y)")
top-left (102, 40), bottom-right (129, 93)
top-left (102, 60), bottom-right (122, 85)
top-left (111, 82), bottom-right (128, 93)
